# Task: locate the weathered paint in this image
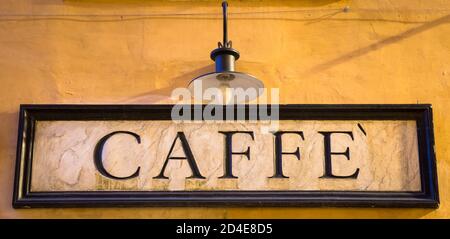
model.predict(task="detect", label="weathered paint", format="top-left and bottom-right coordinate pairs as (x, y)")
top-left (0, 0), bottom-right (449, 218)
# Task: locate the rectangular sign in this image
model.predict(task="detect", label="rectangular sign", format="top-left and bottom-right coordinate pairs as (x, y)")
top-left (13, 105), bottom-right (439, 208)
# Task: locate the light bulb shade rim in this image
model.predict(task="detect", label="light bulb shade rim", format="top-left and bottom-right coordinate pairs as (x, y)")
top-left (188, 71), bottom-right (262, 87)
top-left (187, 71), bottom-right (264, 102)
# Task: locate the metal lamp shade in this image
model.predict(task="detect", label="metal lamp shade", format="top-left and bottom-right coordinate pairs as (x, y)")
top-left (188, 71), bottom-right (264, 103)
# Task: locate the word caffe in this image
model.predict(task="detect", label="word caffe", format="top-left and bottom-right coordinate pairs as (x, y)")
top-left (95, 130), bottom-right (360, 181)
top-left (14, 105), bottom-right (438, 208)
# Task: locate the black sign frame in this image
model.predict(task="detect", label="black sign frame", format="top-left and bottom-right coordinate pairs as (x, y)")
top-left (13, 104), bottom-right (439, 208)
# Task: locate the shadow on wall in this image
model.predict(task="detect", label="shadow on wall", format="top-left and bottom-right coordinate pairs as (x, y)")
top-left (0, 112), bottom-right (19, 150)
top-left (304, 13), bottom-right (450, 76)
top-left (58, 0), bottom-right (343, 8)
top-left (0, 112), bottom-right (20, 211)
top-left (120, 64), bottom-right (215, 103)
top-left (222, 207), bottom-right (436, 219)
top-left (119, 13), bottom-right (450, 103)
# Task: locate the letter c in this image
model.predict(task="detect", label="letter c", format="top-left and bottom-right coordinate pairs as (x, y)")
top-left (94, 131), bottom-right (141, 180)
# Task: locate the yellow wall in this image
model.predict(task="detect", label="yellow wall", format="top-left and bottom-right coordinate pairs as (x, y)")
top-left (1, 0), bottom-right (449, 218)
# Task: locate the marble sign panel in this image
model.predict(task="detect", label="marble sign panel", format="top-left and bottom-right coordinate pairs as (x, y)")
top-left (13, 105), bottom-right (439, 208)
top-left (30, 120), bottom-right (421, 192)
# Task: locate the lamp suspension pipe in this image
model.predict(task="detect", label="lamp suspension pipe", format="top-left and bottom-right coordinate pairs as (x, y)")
top-left (222, 0), bottom-right (228, 47)
top-left (212, 0), bottom-right (239, 73)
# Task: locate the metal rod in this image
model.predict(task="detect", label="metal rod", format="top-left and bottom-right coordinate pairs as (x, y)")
top-left (222, 0), bottom-right (228, 47)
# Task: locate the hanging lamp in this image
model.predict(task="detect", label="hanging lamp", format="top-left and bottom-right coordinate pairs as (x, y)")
top-left (188, 0), bottom-right (264, 103)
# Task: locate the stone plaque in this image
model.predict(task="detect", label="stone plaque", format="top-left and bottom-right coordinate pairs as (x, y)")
top-left (13, 105), bottom-right (439, 208)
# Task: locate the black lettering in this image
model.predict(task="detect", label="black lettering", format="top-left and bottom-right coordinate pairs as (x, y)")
top-left (318, 131), bottom-right (359, 179)
top-left (270, 131), bottom-right (304, 178)
top-left (219, 131), bottom-right (254, 178)
top-left (94, 131), bottom-right (141, 180)
top-left (154, 132), bottom-right (205, 179)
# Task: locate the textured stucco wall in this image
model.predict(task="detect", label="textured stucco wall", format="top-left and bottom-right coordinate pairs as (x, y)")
top-left (0, 0), bottom-right (449, 218)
